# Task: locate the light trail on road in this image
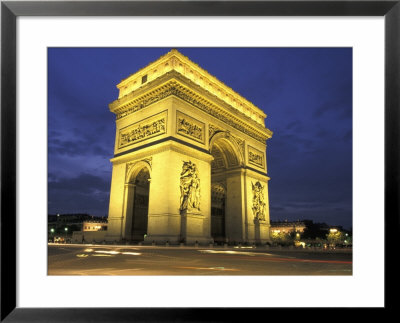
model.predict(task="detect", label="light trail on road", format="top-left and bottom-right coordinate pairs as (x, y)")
top-left (197, 251), bottom-right (352, 264)
top-left (48, 243), bottom-right (352, 275)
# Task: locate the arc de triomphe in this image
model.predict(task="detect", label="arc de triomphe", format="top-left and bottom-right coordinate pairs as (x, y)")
top-left (105, 49), bottom-right (273, 244)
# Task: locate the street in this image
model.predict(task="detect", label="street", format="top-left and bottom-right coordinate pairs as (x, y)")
top-left (48, 243), bottom-right (352, 275)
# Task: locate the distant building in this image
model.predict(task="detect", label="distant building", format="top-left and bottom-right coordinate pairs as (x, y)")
top-left (48, 213), bottom-right (108, 236)
top-left (270, 220), bottom-right (306, 234)
top-left (82, 221), bottom-right (108, 232)
top-left (48, 213), bottom-right (105, 224)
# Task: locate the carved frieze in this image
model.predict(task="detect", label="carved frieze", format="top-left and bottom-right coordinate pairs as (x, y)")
top-left (252, 181), bottom-right (266, 221)
top-left (116, 85), bottom-right (174, 119)
top-left (248, 145), bottom-right (265, 169)
top-left (118, 111), bottom-right (167, 149)
top-left (171, 86), bottom-right (267, 143)
top-left (179, 161), bottom-right (201, 212)
top-left (114, 81), bottom-right (269, 143)
top-left (176, 111), bottom-right (205, 144)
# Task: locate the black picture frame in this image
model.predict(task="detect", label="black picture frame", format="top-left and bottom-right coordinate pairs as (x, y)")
top-left (1, 0), bottom-right (399, 321)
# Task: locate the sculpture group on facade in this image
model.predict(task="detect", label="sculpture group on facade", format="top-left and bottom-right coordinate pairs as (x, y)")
top-left (180, 161), bottom-right (201, 212)
top-left (252, 181), bottom-right (266, 221)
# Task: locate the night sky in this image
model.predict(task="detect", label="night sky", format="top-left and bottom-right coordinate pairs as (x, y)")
top-left (48, 48), bottom-right (352, 230)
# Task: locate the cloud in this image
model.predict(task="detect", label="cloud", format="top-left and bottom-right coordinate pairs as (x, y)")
top-left (313, 82), bottom-right (352, 120)
top-left (314, 102), bottom-right (352, 121)
top-left (48, 173), bottom-right (111, 216)
top-left (286, 121), bottom-right (303, 131)
top-left (49, 173), bottom-right (110, 194)
top-left (48, 133), bottom-right (113, 158)
top-left (269, 199), bottom-right (352, 229)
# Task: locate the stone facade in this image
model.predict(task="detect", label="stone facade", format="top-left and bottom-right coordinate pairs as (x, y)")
top-left (105, 49), bottom-right (273, 244)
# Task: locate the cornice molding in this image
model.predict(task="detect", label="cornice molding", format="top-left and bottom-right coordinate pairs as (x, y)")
top-left (116, 49), bottom-right (266, 120)
top-left (111, 138), bottom-right (214, 165)
top-left (110, 71), bottom-right (273, 143)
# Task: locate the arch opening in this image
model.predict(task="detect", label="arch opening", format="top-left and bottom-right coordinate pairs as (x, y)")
top-left (211, 183), bottom-right (226, 243)
top-left (210, 138), bottom-right (240, 172)
top-left (127, 167), bottom-right (150, 242)
top-left (210, 135), bottom-right (241, 244)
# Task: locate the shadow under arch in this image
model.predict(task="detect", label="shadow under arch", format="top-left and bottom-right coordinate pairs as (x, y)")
top-left (211, 182), bottom-right (226, 243)
top-left (124, 160), bottom-right (152, 242)
top-left (209, 131), bottom-right (243, 170)
top-left (126, 160), bottom-right (152, 184)
top-left (209, 131), bottom-right (244, 244)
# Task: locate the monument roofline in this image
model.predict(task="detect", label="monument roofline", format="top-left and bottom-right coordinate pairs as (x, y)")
top-left (115, 49), bottom-right (267, 125)
top-left (110, 70), bottom-right (273, 142)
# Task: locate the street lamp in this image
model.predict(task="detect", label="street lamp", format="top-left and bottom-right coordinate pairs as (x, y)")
top-left (64, 227), bottom-right (68, 242)
top-left (50, 228), bottom-right (55, 242)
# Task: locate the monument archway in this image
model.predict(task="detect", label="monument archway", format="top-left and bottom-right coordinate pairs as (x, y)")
top-left (119, 161), bottom-right (151, 242)
top-left (210, 132), bottom-right (244, 244)
top-left (105, 49), bottom-right (273, 245)
top-left (211, 182), bottom-right (226, 243)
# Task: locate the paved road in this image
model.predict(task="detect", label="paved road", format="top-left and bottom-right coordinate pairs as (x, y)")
top-left (48, 243), bottom-right (352, 275)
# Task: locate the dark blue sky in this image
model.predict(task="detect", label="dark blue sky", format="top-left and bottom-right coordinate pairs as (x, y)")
top-left (48, 48), bottom-right (352, 229)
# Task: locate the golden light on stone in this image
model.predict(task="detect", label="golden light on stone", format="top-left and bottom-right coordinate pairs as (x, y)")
top-left (104, 49), bottom-right (273, 245)
top-left (179, 160), bottom-right (201, 212)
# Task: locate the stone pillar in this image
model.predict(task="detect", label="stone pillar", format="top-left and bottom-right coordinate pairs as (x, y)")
top-left (105, 163), bottom-right (126, 242)
top-left (122, 183), bottom-right (135, 240)
top-left (180, 211), bottom-right (208, 244)
top-left (144, 148), bottom-right (213, 244)
top-left (245, 175), bottom-right (271, 244)
top-left (144, 150), bottom-right (181, 243)
top-left (257, 179), bottom-right (271, 243)
top-left (254, 218), bottom-right (270, 244)
top-left (178, 156), bottom-right (213, 245)
top-left (225, 169), bottom-right (245, 243)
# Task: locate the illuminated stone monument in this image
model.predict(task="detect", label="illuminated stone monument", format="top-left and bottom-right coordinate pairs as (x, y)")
top-left (105, 49), bottom-right (273, 244)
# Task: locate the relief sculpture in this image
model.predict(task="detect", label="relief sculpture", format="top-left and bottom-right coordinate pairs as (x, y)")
top-left (120, 118), bottom-right (165, 147)
top-left (118, 111), bottom-right (167, 149)
top-left (252, 181), bottom-right (266, 221)
top-left (248, 146), bottom-right (264, 168)
top-left (115, 85), bottom-right (269, 143)
top-left (180, 161), bottom-right (201, 212)
top-left (249, 151), bottom-right (263, 166)
top-left (177, 117), bottom-right (203, 140)
top-left (176, 111), bottom-right (205, 143)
